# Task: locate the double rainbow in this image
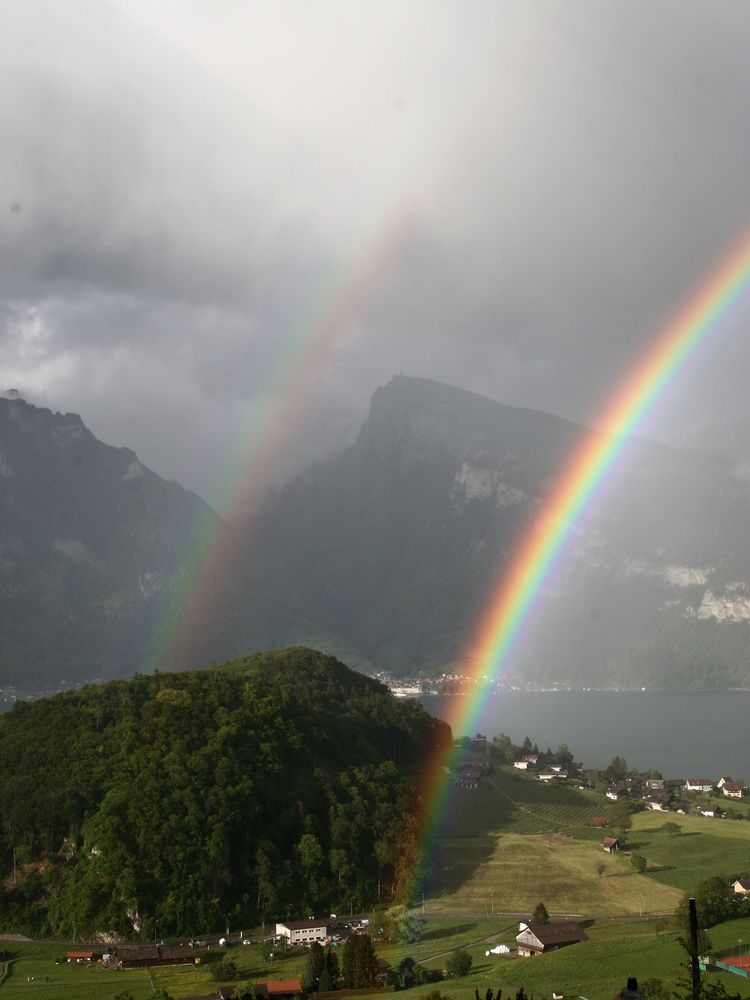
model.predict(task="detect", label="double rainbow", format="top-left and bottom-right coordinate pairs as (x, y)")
top-left (413, 228), bottom-right (750, 900)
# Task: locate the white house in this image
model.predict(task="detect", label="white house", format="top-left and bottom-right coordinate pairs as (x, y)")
top-left (684, 779), bottom-right (715, 793)
top-left (275, 919), bottom-right (330, 945)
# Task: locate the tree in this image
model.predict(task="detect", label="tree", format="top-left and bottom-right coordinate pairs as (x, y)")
top-left (233, 988), bottom-right (257, 1000)
top-left (609, 802), bottom-right (633, 839)
top-left (639, 979), bottom-right (669, 1000)
top-left (303, 941), bottom-right (325, 992)
top-left (445, 949), bottom-right (472, 978)
top-left (660, 821), bottom-right (682, 836)
top-left (214, 957), bottom-right (238, 981)
top-left (605, 756), bottom-right (628, 783)
top-left (382, 904), bottom-right (426, 944)
top-left (630, 854), bottom-right (647, 873)
top-left (531, 902), bottom-right (549, 924)
top-left (146, 989), bottom-right (173, 1000)
top-left (677, 876), bottom-right (738, 930)
top-left (343, 933), bottom-right (378, 988)
top-left (323, 943), bottom-right (339, 989)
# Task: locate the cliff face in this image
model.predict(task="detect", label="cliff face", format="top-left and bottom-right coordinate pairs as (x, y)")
top-left (239, 377), bottom-right (750, 687)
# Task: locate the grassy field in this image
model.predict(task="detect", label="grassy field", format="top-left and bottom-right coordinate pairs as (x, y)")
top-left (5, 916), bottom-right (750, 1000)
top-left (6, 768), bottom-right (750, 998)
top-left (429, 831), bottom-right (681, 915)
top-left (423, 766), bottom-right (750, 917)
top-left (628, 811), bottom-right (750, 891)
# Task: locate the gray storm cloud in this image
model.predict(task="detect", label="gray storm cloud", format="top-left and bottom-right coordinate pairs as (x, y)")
top-left (1, 0), bottom-right (750, 509)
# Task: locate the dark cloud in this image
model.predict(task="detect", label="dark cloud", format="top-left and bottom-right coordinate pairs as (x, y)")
top-left (2, 0), bottom-right (750, 509)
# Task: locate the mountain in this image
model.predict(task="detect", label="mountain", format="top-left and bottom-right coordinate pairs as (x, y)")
top-left (0, 647), bottom-right (447, 937)
top-left (0, 396), bottom-right (220, 689)
top-left (228, 376), bottom-right (750, 688)
top-left (3, 379), bottom-right (750, 691)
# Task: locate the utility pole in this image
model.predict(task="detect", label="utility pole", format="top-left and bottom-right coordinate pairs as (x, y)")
top-left (689, 897), bottom-right (700, 1000)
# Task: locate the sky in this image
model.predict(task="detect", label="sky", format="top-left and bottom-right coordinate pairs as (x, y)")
top-left (2, 0), bottom-right (750, 512)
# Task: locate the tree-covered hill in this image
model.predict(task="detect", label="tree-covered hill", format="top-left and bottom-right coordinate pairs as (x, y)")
top-left (0, 647), bottom-right (449, 939)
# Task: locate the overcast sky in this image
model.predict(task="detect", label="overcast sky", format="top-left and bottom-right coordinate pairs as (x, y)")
top-left (2, 0), bottom-right (750, 511)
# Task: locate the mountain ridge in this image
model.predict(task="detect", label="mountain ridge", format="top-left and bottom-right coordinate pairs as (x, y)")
top-left (2, 378), bottom-right (750, 690)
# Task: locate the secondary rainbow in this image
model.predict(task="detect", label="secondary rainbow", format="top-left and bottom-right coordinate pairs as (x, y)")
top-left (144, 208), bottom-right (413, 672)
top-left (411, 229), bottom-right (750, 900)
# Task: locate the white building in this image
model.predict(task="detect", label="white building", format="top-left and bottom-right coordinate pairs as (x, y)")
top-left (275, 919), bottom-right (330, 946)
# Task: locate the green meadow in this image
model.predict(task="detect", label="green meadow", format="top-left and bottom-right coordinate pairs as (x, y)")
top-left (5, 765), bottom-right (750, 998)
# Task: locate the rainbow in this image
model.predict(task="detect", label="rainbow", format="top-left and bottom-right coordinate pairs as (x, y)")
top-left (412, 229), bottom-right (750, 901)
top-left (144, 209), bottom-right (413, 672)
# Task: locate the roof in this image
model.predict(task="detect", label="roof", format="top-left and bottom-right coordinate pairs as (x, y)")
top-left (66, 951), bottom-right (94, 959)
top-left (601, 837), bottom-right (620, 848)
top-left (256, 979), bottom-right (303, 996)
top-left (277, 918), bottom-right (329, 930)
top-left (733, 879), bottom-right (750, 890)
top-left (117, 944), bottom-right (161, 961)
top-left (159, 944), bottom-right (194, 960)
top-left (591, 816), bottom-right (607, 826)
top-left (518, 922), bottom-right (589, 946)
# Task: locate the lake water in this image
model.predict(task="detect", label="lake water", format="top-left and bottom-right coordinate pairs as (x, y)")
top-left (418, 690), bottom-right (750, 778)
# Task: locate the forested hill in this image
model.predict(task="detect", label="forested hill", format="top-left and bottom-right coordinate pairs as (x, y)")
top-left (0, 647), bottom-right (449, 939)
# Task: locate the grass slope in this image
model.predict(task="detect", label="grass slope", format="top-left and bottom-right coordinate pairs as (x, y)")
top-left (427, 768), bottom-right (686, 914)
top-left (629, 811), bottom-right (750, 891)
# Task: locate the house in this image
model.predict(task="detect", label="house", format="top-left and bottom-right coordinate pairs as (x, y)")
top-left (255, 979), bottom-right (304, 1000)
top-left (645, 778), bottom-right (666, 791)
top-left (275, 919), bottom-right (329, 946)
top-left (601, 837), bottom-right (621, 853)
top-left (717, 777), bottom-right (733, 789)
top-left (684, 778), bottom-right (715, 793)
top-left (722, 781), bottom-right (744, 800)
top-left (516, 921), bottom-right (588, 956)
top-left (591, 816), bottom-right (608, 828)
top-left (700, 805), bottom-right (723, 818)
top-left (116, 944), bottom-right (193, 969)
top-left (606, 784), bottom-right (626, 800)
top-left (66, 951), bottom-right (96, 964)
top-left (513, 759), bottom-right (529, 770)
top-left (732, 879), bottom-right (750, 895)
top-left (647, 790), bottom-right (672, 811)
top-left (116, 945), bottom-right (161, 969)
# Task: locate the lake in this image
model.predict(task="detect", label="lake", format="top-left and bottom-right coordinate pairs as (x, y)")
top-left (418, 690), bottom-right (750, 778)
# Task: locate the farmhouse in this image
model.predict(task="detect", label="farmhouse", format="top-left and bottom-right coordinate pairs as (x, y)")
top-left (732, 879), bottom-right (750, 895)
top-left (591, 816), bottom-right (608, 828)
top-left (66, 950), bottom-right (97, 964)
top-left (700, 805), bottom-right (723, 818)
top-left (255, 979), bottom-right (304, 1000)
top-left (601, 837), bottom-right (621, 852)
top-left (116, 943), bottom-right (194, 969)
top-left (684, 778), bottom-right (715, 793)
top-left (606, 784), bottom-right (626, 800)
top-left (275, 919), bottom-right (329, 945)
top-left (516, 921), bottom-right (588, 956)
top-left (647, 790), bottom-right (672, 811)
top-left (722, 781), bottom-right (744, 800)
